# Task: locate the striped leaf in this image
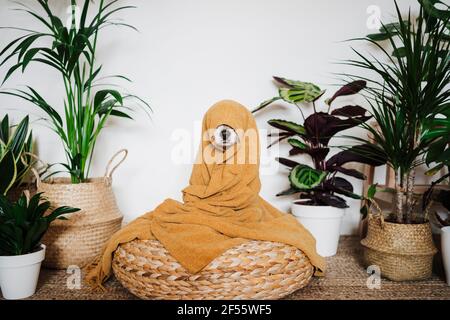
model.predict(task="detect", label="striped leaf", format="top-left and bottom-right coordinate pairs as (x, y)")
top-left (287, 138), bottom-right (307, 150)
top-left (268, 119), bottom-right (305, 136)
top-left (279, 84), bottom-right (324, 104)
top-left (289, 164), bottom-right (326, 190)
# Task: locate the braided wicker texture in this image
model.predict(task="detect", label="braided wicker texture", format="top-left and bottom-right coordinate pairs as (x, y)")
top-left (361, 216), bottom-right (437, 281)
top-left (112, 239), bottom-right (314, 300)
top-left (40, 177), bottom-right (123, 269)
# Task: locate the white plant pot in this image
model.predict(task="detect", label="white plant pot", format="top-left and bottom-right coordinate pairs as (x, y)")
top-left (0, 244), bottom-right (46, 299)
top-left (441, 227), bottom-right (450, 286)
top-left (291, 203), bottom-right (344, 257)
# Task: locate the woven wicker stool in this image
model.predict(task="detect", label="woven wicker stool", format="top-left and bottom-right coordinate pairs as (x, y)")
top-left (112, 239), bottom-right (314, 300)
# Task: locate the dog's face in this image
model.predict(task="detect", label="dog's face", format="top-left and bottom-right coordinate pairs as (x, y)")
top-left (211, 124), bottom-right (238, 151)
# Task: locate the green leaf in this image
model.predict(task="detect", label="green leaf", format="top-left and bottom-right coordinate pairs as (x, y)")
top-left (367, 33), bottom-right (391, 41)
top-left (287, 138), bottom-right (307, 150)
top-left (289, 164), bottom-right (327, 190)
top-left (252, 97), bottom-right (282, 113)
top-left (0, 151), bottom-right (17, 196)
top-left (367, 184), bottom-right (378, 199)
top-left (268, 119), bottom-right (306, 136)
top-left (279, 86), bottom-right (324, 104)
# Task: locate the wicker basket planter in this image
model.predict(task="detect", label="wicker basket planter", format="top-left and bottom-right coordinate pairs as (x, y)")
top-left (38, 150), bottom-right (127, 269)
top-left (361, 214), bottom-right (437, 281)
top-left (6, 183), bottom-right (37, 202)
top-left (112, 239), bottom-right (314, 300)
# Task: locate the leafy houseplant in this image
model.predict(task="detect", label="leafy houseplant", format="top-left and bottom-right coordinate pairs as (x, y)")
top-left (0, 0), bottom-right (151, 183)
top-left (253, 77), bottom-right (384, 256)
top-left (0, 192), bottom-right (79, 299)
top-left (345, 0), bottom-right (449, 281)
top-left (254, 77), bottom-right (384, 208)
top-left (0, 115), bottom-right (35, 197)
top-left (0, 0), bottom-right (147, 269)
top-left (343, 0), bottom-right (449, 224)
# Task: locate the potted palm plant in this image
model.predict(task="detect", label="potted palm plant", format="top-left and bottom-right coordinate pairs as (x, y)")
top-left (0, 0), bottom-right (151, 268)
top-left (0, 192), bottom-right (79, 299)
top-left (343, 0), bottom-right (449, 280)
top-left (253, 78), bottom-right (385, 256)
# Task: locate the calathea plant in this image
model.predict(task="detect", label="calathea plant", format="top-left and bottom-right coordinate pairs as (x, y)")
top-left (0, 192), bottom-right (79, 256)
top-left (253, 77), bottom-right (385, 208)
top-left (0, 115), bottom-right (35, 196)
top-left (0, 0), bottom-right (151, 183)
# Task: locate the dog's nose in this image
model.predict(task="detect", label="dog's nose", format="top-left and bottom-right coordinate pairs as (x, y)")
top-left (212, 125), bottom-right (238, 150)
top-left (221, 129), bottom-right (230, 142)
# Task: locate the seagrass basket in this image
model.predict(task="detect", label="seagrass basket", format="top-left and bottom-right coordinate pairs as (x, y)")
top-left (361, 211), bottom-right (437, 281)
top-left (39, 150), bottom-right (127, 269)
top-left (112, 239), bottom-right (314, 300)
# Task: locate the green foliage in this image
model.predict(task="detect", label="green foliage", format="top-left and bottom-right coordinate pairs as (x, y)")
top-left (255, 79), bottom-right (379, 208)
top-left (342, 1), bottom-right (449, 223)
top-left (360, 184), bottom-right (378, 219)
top-left (289, 164), bottom-right (326, 190)
top-left (0, 115), bottom-right (34, 196)
top-left (0, 192), bottom-right (79, 256)
top-left (0, 0), bottom-right (151, 183)
top-left (253, 77), bottom-right (324, 113)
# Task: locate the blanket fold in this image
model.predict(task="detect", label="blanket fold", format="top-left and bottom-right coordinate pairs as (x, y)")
top-left (86, 100), bottom-right (326, 286)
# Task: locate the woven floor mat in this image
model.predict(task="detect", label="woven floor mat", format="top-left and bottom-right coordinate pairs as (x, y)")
top-left (5, 236), bottom-right (450, 300)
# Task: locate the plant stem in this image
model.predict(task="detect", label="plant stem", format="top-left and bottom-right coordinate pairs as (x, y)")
top-left (405, 169), bottom-right (415, 223)
top-left (294, 103), bottom-right (306, 122)
top-left (394, 169), bottom-right (406, 223)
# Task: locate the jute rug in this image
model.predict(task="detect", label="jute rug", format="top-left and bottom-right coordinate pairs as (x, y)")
top-left (9, 236), bottom-right (450, 300)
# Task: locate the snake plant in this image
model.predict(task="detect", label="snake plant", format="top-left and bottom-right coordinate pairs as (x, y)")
top-left (0, 115), bottom-right (35, 196)
top-left (254, 78), bottom-right (385, 208)
top-left (0, 0), bottom-right (151, 183)
top-left (0, 192), bottom-right (79, 256)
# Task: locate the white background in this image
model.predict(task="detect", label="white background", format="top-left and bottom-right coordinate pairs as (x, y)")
top-left (0, 0), bottom-right (423, 234)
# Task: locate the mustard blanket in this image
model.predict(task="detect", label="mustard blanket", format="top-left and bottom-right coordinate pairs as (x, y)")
top-left (86, 100), bottom-right (325, 286)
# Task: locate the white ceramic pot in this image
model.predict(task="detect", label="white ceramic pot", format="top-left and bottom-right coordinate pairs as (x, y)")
top-left (441, 226), bottom-right (450, 286)
top-left (0, 244), bottom-right (46, 299)
top-left (291, 203), bottom-right (344, 257)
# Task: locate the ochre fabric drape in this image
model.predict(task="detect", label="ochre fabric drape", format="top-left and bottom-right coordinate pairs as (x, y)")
top-left (86, 100), bottom-right (325, 287)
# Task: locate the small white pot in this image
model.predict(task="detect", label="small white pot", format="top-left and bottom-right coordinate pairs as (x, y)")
top-left (441, 226), bottom-right (450, 286)
top-left (291, 203), bottom-right (344, 257)
top-left (0, 244), bottom-right (46, 299)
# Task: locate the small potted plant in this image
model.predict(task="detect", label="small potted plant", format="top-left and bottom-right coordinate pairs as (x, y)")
top-left (0, 192), bottom-right (79, 299)
top-left (345, 1), bottom-right (449, 280)
top-left (253, 78), bottom-right (384, 256)
top-left (0, 1), bottom-right (151, 268)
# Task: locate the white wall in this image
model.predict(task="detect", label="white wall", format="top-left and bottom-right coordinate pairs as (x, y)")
top-left (0, 0), bottom-right (421, 234)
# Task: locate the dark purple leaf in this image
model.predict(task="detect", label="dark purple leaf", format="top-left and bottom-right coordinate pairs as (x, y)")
top-left (329, 166), bottom-right (366, 180)
top-left (438, 190), bottom-right (450, 212)
top-left (331, 105), bottom-right (368, 117)
top-left (273, 76), bottom-right (294, 88)
top-left (304, 112), bottom-right (371, 146)
top-left (315, 193), bottom-right (349, 208)
top-left (326, 144), bottom-right (387, 168)
top-left (289, 146), bottom-right (330, 163)
top-left (276, 157), bottom-right (300, 168)
top-left (325, 177), bottom-right (353, 193)
top-left (276, 187), bottom-right (300, 197)
top-left (324, 177), bottom-right (362, 200)
top-left (327, 80), bottom-right (367, 105)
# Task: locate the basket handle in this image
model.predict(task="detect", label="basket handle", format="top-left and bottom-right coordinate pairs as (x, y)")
top-left (25, 152), bottom-right (49, 188)
top-left (104, 149), bottom-right (128, 179)
top-left (368, 199), bottom-right (385, 228)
